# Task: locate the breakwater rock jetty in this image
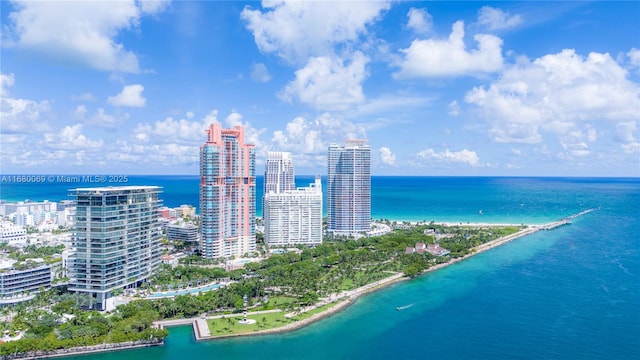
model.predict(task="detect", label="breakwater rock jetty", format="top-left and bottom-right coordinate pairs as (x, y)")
top-left (535, 208), bottom-right (597, 230)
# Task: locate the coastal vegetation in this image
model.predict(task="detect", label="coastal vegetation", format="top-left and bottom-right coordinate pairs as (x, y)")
top-left (0, 289), bottom-right (167, 357)
top-left (0, 224), bottom-right (522, 354)
top-left (0, 243), bottom-right (64, 263)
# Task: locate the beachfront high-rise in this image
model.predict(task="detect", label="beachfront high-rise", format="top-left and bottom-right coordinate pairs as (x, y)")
top-left (68, 186), bottom-right (162, 311)
top-left (327, 140), bottom-right (371, 237)
top-left (264, 151), bottom-right (295, 194)
top-left (263, 151), bottom-right (322, 245)
top-left (200, 123), bottom-right (256, 258)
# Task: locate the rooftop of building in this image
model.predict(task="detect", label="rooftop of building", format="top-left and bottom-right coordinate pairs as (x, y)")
top-left (70, 185), bottom-right (162, 193)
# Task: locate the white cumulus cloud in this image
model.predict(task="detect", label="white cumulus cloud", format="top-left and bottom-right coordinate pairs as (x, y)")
top-left (395, 21), bottom-right (504, 78)
top-left (241, 1), bottom-right (388, 112)
top-left (465, 49), bottom-right (640, 144)
top-left (224, 112), bottom-right (267, 152)
top-left (271, 113), bottom-right (367, 167)
top-left (379, 147), bottom-right (397, 166)
top-left (241, 0), bottom-right (390, 64)
top-left (43, 124), bottom-right (104, 150)
top-left (134, 115), bottom-right (208, 144)
top-left (108, 84), bottom-right (146, 107)
top-left (1, 73), bottom-right (15, 97)
top-left (477, 6), bottom-right (522, 31)
top-left (628, 48), bottom-right (640, 68)
top-left (417, 148), bottom-right (480, 166)
top-left (279, 52), bottom-right (368, 110)
top-left (406, 7), bottom-right (432, 34)
top-left (4, 0), bottom-right (170, 73)
top-left (0, 72), bottom-right (52, 135)
top-left (74, 106), bottom-right (128, 128)
top-left (138, 0), bottom-right (171, 15)
top-left (448, 100), bottom-right (461, 116)
top-left (1, 97), bottom-right (51, 134)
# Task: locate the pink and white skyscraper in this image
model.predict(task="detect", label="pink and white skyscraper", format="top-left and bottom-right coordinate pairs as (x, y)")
top-left (199, 123), bottom-right (256, 258)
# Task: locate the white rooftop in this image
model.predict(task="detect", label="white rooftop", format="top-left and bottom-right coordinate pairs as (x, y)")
top-left (70, 185), bottom-right (161, 192)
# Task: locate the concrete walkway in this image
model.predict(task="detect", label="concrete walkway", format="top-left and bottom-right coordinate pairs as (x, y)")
top-left (194, 319), bottom-right (210, 337)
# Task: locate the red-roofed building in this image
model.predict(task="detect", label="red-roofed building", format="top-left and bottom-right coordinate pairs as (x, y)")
top-left (160, 254), bottom-right (178, 268)
top-left (426, 243), bottom-right (450, 256)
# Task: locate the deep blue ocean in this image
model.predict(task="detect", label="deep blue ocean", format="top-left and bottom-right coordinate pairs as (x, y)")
top-left (1, 176), bottom-right (638, 359)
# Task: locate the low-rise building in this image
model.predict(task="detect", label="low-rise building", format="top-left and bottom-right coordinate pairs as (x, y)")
top-left (166, 222), bottom-right (199, 243)
top-left (0, 260), bottom-right (52, 306)
top-left (160, 254), bottom-right (179, 268)
top-left (426, 243), bottom-right (451, 256)
top-left (0, 222), bottom-right (27, 244)
top-left (158, 205), bottom-right (196, 220)
top-left (175, 205), bottom-right (196, 219)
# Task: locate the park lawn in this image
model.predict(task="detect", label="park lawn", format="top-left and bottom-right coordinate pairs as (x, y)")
top-left (253, 295), bottom-right (298, 311)
top-left (289, 302), bottom-right (337, 321)
top-left (206, 301), bottom-right (342, 336)
top-left (207, 312), bottom-right (294, 335)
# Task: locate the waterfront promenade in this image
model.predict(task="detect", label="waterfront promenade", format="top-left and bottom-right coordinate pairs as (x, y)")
top-left (154, 273), bottom-right (408, 341)
top-left (154, 221), bottom-right (562, 342)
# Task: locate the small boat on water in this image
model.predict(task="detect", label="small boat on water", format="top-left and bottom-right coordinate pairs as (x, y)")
top-left (396, 304), bottom-right (413, 311)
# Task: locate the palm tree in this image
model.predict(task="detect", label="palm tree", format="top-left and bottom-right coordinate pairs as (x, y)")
top-left (168, 301), bottom-right (179, 318)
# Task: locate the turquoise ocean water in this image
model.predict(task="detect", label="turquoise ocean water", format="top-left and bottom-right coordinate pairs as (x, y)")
top-left (1, 176), bottom-right (638, 359)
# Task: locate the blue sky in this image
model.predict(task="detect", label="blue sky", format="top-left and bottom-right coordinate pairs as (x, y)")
top-left (1, 0), bottom-right (639, 176)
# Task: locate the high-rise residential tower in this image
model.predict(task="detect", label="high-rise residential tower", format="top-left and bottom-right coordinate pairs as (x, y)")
top-left (68, 186), bottom-right (162, 311)
top-left (264, 151), bottom-right (295, 195)
top-left (264, 175), bottom-right (323, 247)
top-left (327, 140), bottom-right (371, 236)
top-left (200, 123), bottom-right (256, 258)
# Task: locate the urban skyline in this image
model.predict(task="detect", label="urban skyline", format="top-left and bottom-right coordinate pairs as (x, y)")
top-left (1, 1), bottom-right (638, 177)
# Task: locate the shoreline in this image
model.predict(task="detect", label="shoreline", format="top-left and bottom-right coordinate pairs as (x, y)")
top-left (158, 224), bottom-right (545, 342)
top-left (9, 217), bottom-right (577, 358)
top-left (6, 340), bottom-right (163, 360)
